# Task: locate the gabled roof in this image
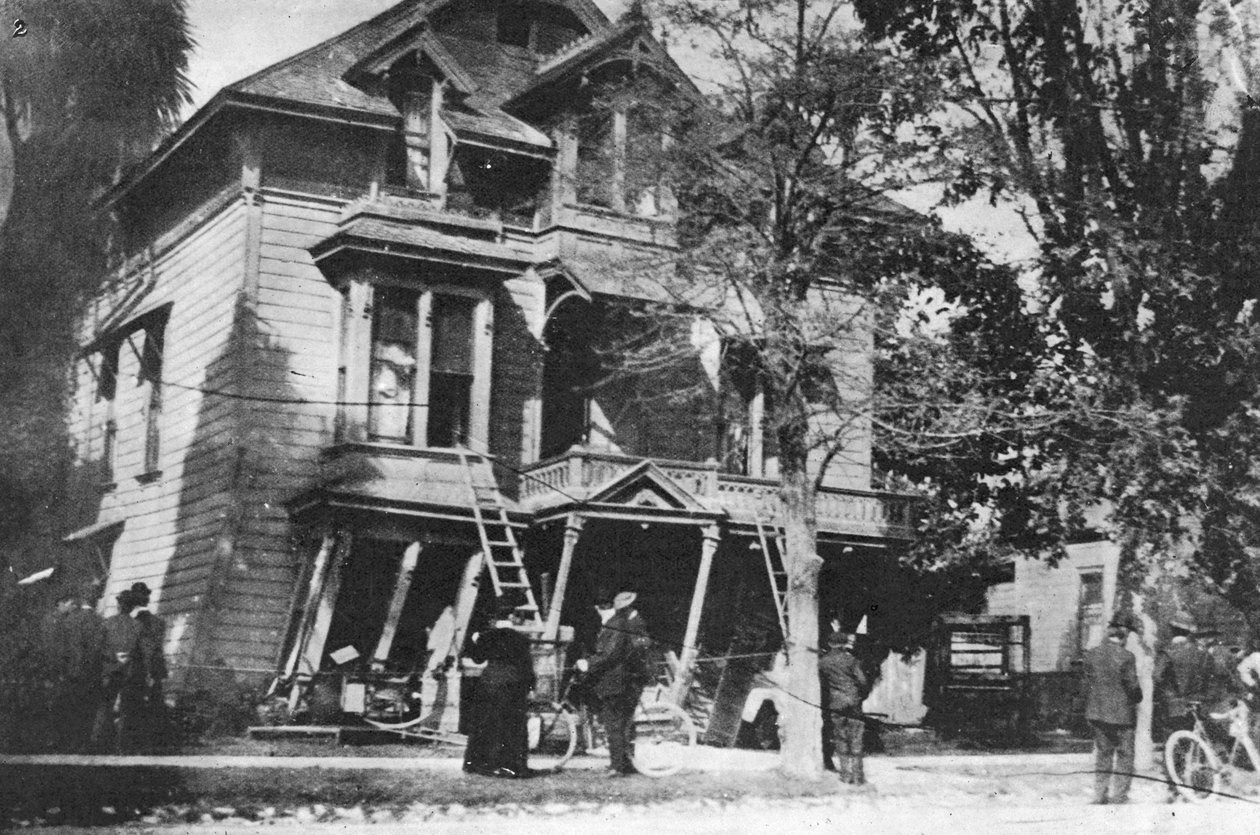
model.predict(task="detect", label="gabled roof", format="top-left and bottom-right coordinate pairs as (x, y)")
top-left (112, 0), bottom-right (700, 203)
top-left (346, 27), bottom-right (479, 95)
top-left (509, 19), bottom-right (700, 109)
top-left (585, 459), bottom-right (710, 513)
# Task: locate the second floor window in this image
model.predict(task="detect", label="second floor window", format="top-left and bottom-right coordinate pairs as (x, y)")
top-left (138, 319), bottom-right (165, 474)
top-left (356, 283), bottom-right (488, 449)
top-left (87, 307), bottom-right (168, 484)
top-left (427, 294), bottom-right (476, 447)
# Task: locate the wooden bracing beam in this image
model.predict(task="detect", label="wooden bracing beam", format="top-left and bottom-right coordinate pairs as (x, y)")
top-left (542, 513), bottom-right (584, 642)
top-left (670, 523), bottom-right (722, 705)
top-left (281, 533), bottom-right (337, 681)
top-left (372, 541), bottom-right (423, 668)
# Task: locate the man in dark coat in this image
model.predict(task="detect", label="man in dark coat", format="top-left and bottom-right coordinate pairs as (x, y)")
top-left (42, 587), bottom-right (104, 751)
top-left (577, 589), bottom-right (650, 776)
top-left (1083, 615), bottom-right (1143, 804)
top-left (462, 604), bottom-right (536, 778)
top-left (819, 630), bottom-right (870, 785)
top-left (93, 590), bottom-right (146, 753)
top-left (1154, 615), bottom-right (1216, 740)
top-left (129, 582), bottom-right (168, 748)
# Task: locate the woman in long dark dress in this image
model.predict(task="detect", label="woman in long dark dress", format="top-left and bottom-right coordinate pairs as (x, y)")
top-left (462, 605), bottom-right (536, 778)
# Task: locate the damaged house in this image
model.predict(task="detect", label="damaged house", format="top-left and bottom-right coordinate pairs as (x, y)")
top-left (65, 0), bottom-right (916, 730)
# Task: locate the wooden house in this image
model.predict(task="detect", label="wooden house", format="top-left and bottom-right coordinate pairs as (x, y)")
top-left (64, 0), bottom-right (916, 718)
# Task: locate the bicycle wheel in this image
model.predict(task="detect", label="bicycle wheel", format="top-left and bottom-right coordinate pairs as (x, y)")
top-left (529, 704), bottom-right (577, 768)
top-left (1165, 730), bottom-right (1224, 801)
top-left (631, 702), bottom-right (696, 777)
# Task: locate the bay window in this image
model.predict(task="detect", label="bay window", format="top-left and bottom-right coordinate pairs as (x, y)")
top-left (343, 280), bottom-right (490, 449)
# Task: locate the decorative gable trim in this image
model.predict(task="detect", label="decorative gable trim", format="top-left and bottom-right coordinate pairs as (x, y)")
top-left (346, 26), bottom-right (478, 95)
top-left (585, 460), bottom-right (707, 512)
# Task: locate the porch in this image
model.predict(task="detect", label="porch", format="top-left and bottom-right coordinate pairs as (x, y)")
top-left (519, 447), bottom-right (917, 541)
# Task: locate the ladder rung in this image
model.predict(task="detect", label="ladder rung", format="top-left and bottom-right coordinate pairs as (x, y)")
top-left (497, 581), bottom-right (531, 588)
top-left (486, 540), bottom-right (515, 547)
top-left (490, 558), bottom-right (523, 566)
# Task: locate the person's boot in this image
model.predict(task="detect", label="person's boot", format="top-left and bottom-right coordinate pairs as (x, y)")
top-left (851, 757), bottom-right (866, 786)
top-left (837, 755), bottom-right (852, 783)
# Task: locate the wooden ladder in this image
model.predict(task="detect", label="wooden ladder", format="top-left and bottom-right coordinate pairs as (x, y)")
top-left (755, 514), bottom-right (788, 641)
top-left (459, 451), bottom-right (543, 628)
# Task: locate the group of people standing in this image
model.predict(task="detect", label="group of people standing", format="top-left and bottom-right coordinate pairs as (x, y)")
top-left (460, 587), bottom-right (651, 778)
top-left (1083, 611), bottom-right (1250, 805)
top-left (39, 582), bottom-right (167, 753)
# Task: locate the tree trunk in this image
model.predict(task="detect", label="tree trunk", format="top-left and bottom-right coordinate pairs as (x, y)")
top-left (778, 461), bottom-right (824, 779)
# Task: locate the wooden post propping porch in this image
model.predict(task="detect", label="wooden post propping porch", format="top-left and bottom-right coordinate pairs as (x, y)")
top-left (543, 513), bottom-right (585, 642)
top-left (670, 523), bottom-right (721, 705)
top-left (372, 541), bottom-right (423, 668)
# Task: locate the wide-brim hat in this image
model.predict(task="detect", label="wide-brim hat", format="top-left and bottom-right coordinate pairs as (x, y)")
top-left (614, 591), bottom-right (637, 609)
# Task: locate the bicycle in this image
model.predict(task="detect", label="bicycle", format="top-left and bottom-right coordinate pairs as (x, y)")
top-left (527, 673), bottom-right (697, 777)
top-left (1164, 699), bottom-right (1260, 801)
top-left (358, 666), bottom-right (696, 776)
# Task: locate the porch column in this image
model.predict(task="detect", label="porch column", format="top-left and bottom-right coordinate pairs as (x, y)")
top-left (281, 533), bottom-right (336, 680)
top-left (671, 523), bottom-right (721, 704)
top-left (449, 549), bottom-right (486, 659)
top-left (291, 531), bottom-right (353, 704)
top-left (372, 542), bottom-right (423, 668)
top-left (543, 513), bottom-right (585, 642)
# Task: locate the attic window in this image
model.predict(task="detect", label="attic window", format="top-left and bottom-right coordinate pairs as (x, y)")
top-left (497, 2), bottom-right (532, 48)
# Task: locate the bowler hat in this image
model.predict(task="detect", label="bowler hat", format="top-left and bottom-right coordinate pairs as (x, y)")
top-left (130, 582), bottom-right (152, 602)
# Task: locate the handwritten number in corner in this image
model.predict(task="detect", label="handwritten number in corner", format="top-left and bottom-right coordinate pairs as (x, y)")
top-left (12, 19), bottom-right (27, 37)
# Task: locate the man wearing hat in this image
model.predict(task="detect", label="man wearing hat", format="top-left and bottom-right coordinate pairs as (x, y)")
top-left (1154, 614), bottom-right (1217, 741)
top-left (819, 630), bottom-right (870, 785)
top-left (576, 589), bottom-right (651, 776)
top-left (1083, 614), bottom-right (1143, 804)
top-left (93, 589), bottom-right (146, 752)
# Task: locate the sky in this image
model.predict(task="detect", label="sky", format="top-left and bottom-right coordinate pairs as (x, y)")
top-left (184, 0), bottom-right (629, 113)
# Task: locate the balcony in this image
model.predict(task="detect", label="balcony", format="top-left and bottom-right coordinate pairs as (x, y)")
top-left (518, 447), bottom-right (916, 541)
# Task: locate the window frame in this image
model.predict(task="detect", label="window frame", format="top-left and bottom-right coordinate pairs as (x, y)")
top-left (84, 305), bottom-right (170, 486)
top-left (340, 276), bottom-right (493, 450)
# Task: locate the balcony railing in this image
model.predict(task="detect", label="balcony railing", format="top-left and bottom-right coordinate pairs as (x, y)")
top-left (519, 447), bottom-right (915, 540)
